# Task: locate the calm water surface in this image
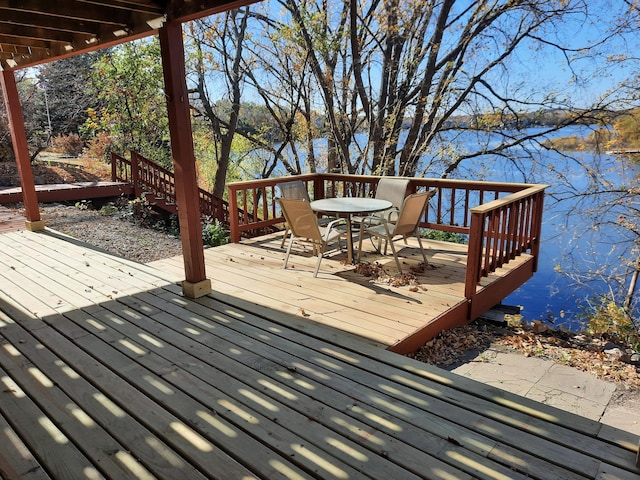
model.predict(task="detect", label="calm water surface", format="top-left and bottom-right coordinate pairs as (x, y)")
top-left (440, 126), bottom-right (639, 329)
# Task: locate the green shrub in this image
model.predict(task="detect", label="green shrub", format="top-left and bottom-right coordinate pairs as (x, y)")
top-left (75, 199), bottom-right (92, 210)
top-left (421, 228), bottom-right (468, 244)
top-left (99, 204), bottom-right (118, 215)
top-left (202, 217), bottom-right (229, 247)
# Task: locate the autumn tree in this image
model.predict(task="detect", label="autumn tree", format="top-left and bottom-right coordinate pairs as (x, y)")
top-left (185, 6), bottom-right (327, 195)
top-left (0, 71), bottom-right (48, 162)
top-left (240, 5), bottom-right (324, 177)
top-left (185, 11), bottom-right (253, 198)
top-left (0, 90), bottom-right (13, 162)
top-left (268, 0), bottom-right (635, 178)
top-left (36, 54), bottom-right (99, 139)
top-left (84, 39), bottom-right (170, 166)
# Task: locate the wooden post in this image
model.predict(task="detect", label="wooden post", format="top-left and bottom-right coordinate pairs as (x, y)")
top-left (313, 174), bottom-right (325, 201)
top-left (158, 21), bottom-right (211, 298)
top-left (110, 152), bottom-right (117, 181)
top-left (228, 185), bottom-right (240, 243)
top-left (530, 191), bottom-right (545, 272)
top-left (131, 151), bottom-right (140, 198)
top-left (464, 211), bottom-right (485, 315)
top-left (0, 69), bottom-right (45, 231)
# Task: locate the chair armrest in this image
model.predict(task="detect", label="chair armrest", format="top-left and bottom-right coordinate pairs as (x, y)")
top-left (326, 218), bottom-right (348, 230)
top-left (384, 207), bottom-right (400, 222)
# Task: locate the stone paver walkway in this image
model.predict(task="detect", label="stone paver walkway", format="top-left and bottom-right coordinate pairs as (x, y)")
top-left (452, 349), bottom-right (640, 436)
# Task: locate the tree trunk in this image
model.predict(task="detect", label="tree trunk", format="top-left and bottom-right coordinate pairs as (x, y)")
top-left (624, 252), bottom-right (640, 313)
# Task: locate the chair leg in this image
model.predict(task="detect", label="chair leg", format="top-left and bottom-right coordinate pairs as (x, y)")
top-left (357, 223), bottom-right (366, 263)
top-left (280, 227), bottom-right (290, 249)
top-left (387, 236), bottom-right (403, 273)
top-left (416, 233), bottom-right (428, 265)
top-left (283, 236), bottom-right (295, 270)
top-left (313, 243), bottom-right (326, 277)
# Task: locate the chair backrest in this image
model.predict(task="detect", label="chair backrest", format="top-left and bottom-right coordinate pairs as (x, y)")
top-left (278, 180), bottom-right (311, 202)
top-left (277, 198), bottom-right (322, 242)
top-left (393, 191), bottom-right (431, 236)
top-left (374, 177), bottom-right (410, 211)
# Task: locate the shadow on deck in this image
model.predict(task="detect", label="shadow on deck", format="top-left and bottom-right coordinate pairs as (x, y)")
top-left (0, 228), bottom-right (638, 479)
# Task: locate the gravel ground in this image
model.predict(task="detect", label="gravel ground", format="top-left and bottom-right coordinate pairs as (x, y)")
top-left (39, 203), bottom-right (183, 263)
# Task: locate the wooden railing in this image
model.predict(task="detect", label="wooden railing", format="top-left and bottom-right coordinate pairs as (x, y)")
top-left (227, 173), bottom-right (547, 306)
top-left (464, 186), bottom-right (545, 298)
top-left (111, 151), bottom-right (230, 223)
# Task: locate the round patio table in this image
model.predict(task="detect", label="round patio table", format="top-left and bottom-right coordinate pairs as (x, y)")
top-left (310, 197), bottom-right (392, 264)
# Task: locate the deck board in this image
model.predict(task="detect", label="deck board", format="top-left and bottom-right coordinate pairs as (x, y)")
top-left (0, 229), bottom-right (638, 479)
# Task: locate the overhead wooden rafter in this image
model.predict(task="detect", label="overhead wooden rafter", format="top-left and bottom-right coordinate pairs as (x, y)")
top-left (0, 0), bottom-right (255, 70)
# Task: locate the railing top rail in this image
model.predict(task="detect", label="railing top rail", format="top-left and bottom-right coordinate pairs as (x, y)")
top-left (312, 172), bottom-right (533, 188)
top-left (132, 151), bottom-right (174, 177)
top-left (470, 184), bottom-right (549, 214)
top-left (227, 173), bottom-right (536, 192)
top-left (227, 173), bottom-right (319, 189)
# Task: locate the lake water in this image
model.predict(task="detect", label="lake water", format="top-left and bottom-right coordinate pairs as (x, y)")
top-left (435, 126), bottom-right (639, 330)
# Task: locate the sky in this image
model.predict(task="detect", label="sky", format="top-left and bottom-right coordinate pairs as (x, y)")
top-left (506, 1), bottom-right (639, 107)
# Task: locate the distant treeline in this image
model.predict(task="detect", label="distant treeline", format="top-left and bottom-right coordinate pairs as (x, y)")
top-left (542, 108), bottom-right (640, 153)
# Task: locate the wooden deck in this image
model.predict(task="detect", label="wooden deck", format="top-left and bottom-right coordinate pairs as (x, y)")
top-left (0, 228), bottom-right (638, 479)
top-left (0, 181), bottom-right (134, 205)
top-left (151, 231), bottom-right (533, 353)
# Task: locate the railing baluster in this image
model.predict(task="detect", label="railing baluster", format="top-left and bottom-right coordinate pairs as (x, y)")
top-left (463, 189), bottom-right (470, 227)
top-left (450, 188), bottom-right (456, 226)
top-left (498, 206), bottom-right (508, 265)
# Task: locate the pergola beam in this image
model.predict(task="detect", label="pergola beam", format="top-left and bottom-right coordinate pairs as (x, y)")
top-left (0, 0), bottom-right (259, 70)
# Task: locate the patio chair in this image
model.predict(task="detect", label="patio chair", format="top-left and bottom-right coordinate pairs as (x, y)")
top-left (278, 179), bottom-right (335, 248)
top-left (372, 177), bottom-right (411, 223)
top-left (357, 177), bottom-right (410, 227)
top-left (356, 177), bottom-right (411, 252)
top-left (357, 191), bottom-right (430, 274)
top-left (277, 198), bottom-right (348, 277)
top-left (278, 179), bottom-right (310, 202)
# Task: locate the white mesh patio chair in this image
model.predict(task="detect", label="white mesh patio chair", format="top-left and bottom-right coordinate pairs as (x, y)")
top-left (371, 177), bottom-right (410, 223)
top-left (357, 177), bottom-right (410, 226)
top-left (356, 177), bottom-right (411, 251)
